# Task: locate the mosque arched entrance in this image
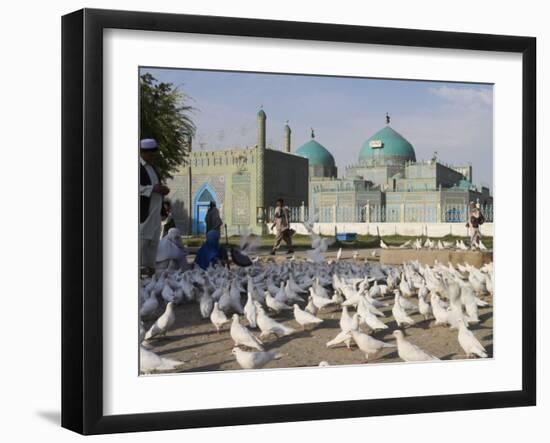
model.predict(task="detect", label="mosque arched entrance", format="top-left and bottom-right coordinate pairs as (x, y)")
top-left (193, 184), bottom-right (219, 235)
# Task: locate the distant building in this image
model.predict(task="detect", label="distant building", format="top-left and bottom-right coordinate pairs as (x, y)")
top-left (295, 116), bottom-right (492, 223)
top-left (166, 110), bottom-right (492, 235)
top-left (166, 109), bottom-right (308, 235)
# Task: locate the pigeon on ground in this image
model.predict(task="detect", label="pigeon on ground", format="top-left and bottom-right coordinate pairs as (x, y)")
top-left (210, 301), bottom-right (229, 333)
top-left (256, 306), bottom-right (295, 339)
top-left (244, 292), bottom-right (258, 328)
top-left (326, 330), bottom-right (352, 349)
top-left (266, 291), bottom-right (292, 313)
top-left (230, 314), bottom-right (264, 351)
top-left (305, 295), bottom-right (319, 315)
top-left (392, 330), bottom-right (440, 362)
top-left (350, 330), bottom-right (395, 362)
top-left (140, 346), bottom-right (183, 373)
top-left (430, 292), bottom-right (450, 327)
top-left (457, 319), bottom-right (488, 358)
top-left (145, 302), bottom-right (176, 340)
top-left (293, 304), bottom-right (323, 330)
top-left (139, 292), bottom-right (159, 318)
top-left (199, 292), bottom-right (214, 319)
top-left (392, 292), bottom-right (416, 327)
top-left (232, 347), bottom-right (282, 369)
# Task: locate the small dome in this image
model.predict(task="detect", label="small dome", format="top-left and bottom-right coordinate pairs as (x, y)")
top-left (456, 179), bottom-right (474, 190)
top-left (359, 126), bottom-right (416, 164)
top-left (257, 109), bottom-right (266, 118)
top-left (295, 139), bottom-right (336, 168)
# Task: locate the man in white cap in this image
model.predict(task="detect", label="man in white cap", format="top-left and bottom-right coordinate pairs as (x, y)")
top-left (140, 138), bottom-right (170, 275)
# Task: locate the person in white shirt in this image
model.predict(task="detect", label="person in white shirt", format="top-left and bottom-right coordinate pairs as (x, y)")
top-left (139, 138), bottom-right (170, 275)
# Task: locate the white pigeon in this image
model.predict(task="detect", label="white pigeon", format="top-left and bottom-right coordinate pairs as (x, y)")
top-left (399, 275), bottom-right (414, 297)
top-left (266, 291), bottom-right (292, 313)
top-left (360, 308), bottom-right (388, 331)
top-left (161, 284), bottom-right (175, 303)
top-left (309, 287), bottom-right (336, 311)
top-left (326, 330), bottom-right (352, 349)
top-left (140, 346), bottom-right (183, 373)
top-left (145, 302), bottom-right (176, 340)
top-left (305, 295), bottom-right (319, 315)
top-left (392, 330), bottom-right (440, 362)
top-left (244, 292), bottom-right (258, 328)
top-left (284, 281), bottom-right (305, 303)
top-left (368, 281), bottom-right (382, 298)
top-left (457, 319), bottom-right (488, 358)
top-left (339, 306), bottom-right (354, 332)
top-left (380, 239), bottom-right (388, 249)
top-left (350, 330), bottom-right (395, 362)
top-left (210, 301), bottom-right (229, 333)
top-left (232, 347), bottom-right (282, 369)
top-left (430, 292), bottom-right (450, 327)
top-left (230, 314), bottom-right (264, 351)
top-left (199, 292), bottom-right (214, 319)
top-left (318, 361), bottom-right (330, 367)
top-left (293, 304), bottom-right (323, 330)
top-left (418, 293), bottom-right (432, 321)
top-left (392, 293), bottom-right (416, 327)
top-left (139, 292), bottom-right (159, 318)
top-left (256, 306), bottom-right (295, 339)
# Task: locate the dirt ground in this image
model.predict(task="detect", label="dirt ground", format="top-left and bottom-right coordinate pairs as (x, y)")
top-left (141, 253), bottom-right (493, 374)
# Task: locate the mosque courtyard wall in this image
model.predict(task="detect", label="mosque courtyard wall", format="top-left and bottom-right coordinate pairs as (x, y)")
top-left (277, 222), bottom-right (494, 238)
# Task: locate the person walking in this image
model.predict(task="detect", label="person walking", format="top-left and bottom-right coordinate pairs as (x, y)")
top-left (139, 138), bottom-right (170, 275)
top-left (466, 202), bottom-right (485, 249)
top-left (204, 201), bottom-right (223, 235)
top-left (270, 198), bottom-right (294, 255)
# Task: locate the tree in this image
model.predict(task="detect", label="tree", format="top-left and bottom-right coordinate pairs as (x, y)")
top-left (140, 73), bottom-right (196, 179)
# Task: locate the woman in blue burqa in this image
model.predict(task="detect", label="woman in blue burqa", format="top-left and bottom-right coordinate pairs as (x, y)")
top-left (194, 229), bottom-right (227, 270)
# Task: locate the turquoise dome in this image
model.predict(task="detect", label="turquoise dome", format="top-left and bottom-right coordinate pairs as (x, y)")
top-left (359, 126), bottom-right (416, 163)
top-left (295, 139), bottom-right (336, 168)
top-left (456, 179), bottom-right (474, 189)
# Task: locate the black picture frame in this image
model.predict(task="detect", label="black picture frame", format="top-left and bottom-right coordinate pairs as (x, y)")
top-left (61, 8), bottom-right (536, 435)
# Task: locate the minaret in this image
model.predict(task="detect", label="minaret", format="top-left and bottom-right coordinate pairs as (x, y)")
top-left (257, 107), bottom-right (266, 150)
top-left (283, 121), bottom-right (291, 153)
top-left (256, 108), bottom-right (266, 234)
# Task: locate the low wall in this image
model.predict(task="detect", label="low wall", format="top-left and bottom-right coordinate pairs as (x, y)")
top-left (380, 249), bottom-right (493, 267)
top-left (280, 222), bottom-right (493, 238)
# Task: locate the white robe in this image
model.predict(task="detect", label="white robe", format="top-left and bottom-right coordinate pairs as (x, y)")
top-left (139, 157), bottom-right (163, 241)
top-left (139, 157), bottom-right (163, 268)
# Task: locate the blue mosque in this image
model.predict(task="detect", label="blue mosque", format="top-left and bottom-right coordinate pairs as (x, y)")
top-left (295, 113), bottom-right (492, 224)
top-left (167, 110), bottom-right (492, 235)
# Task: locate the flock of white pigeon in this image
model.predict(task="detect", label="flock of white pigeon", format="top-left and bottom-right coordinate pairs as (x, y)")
top-left (139, 232), bottom-right (493, 374)
top-left (379, 237), bottom-right (490, 251)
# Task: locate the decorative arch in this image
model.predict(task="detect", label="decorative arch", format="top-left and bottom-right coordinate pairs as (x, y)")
top-left (192, 182), bottom-right (220, 235)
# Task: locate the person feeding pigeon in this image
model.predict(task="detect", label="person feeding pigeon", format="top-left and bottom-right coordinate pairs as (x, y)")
top-left (466, 201), bottom-right (485, 249)
top-left (270, 198), bottom-right (295, 255)
top-left (139, 138), bottom-right (170, 276)
top-left (194, 229), bottom-right (228, 270)
top-left (155, 227), bottom-right (189, 271)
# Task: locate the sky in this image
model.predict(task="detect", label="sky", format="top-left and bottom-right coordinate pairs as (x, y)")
top-left (141, 67), bottom-right (494, 189)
